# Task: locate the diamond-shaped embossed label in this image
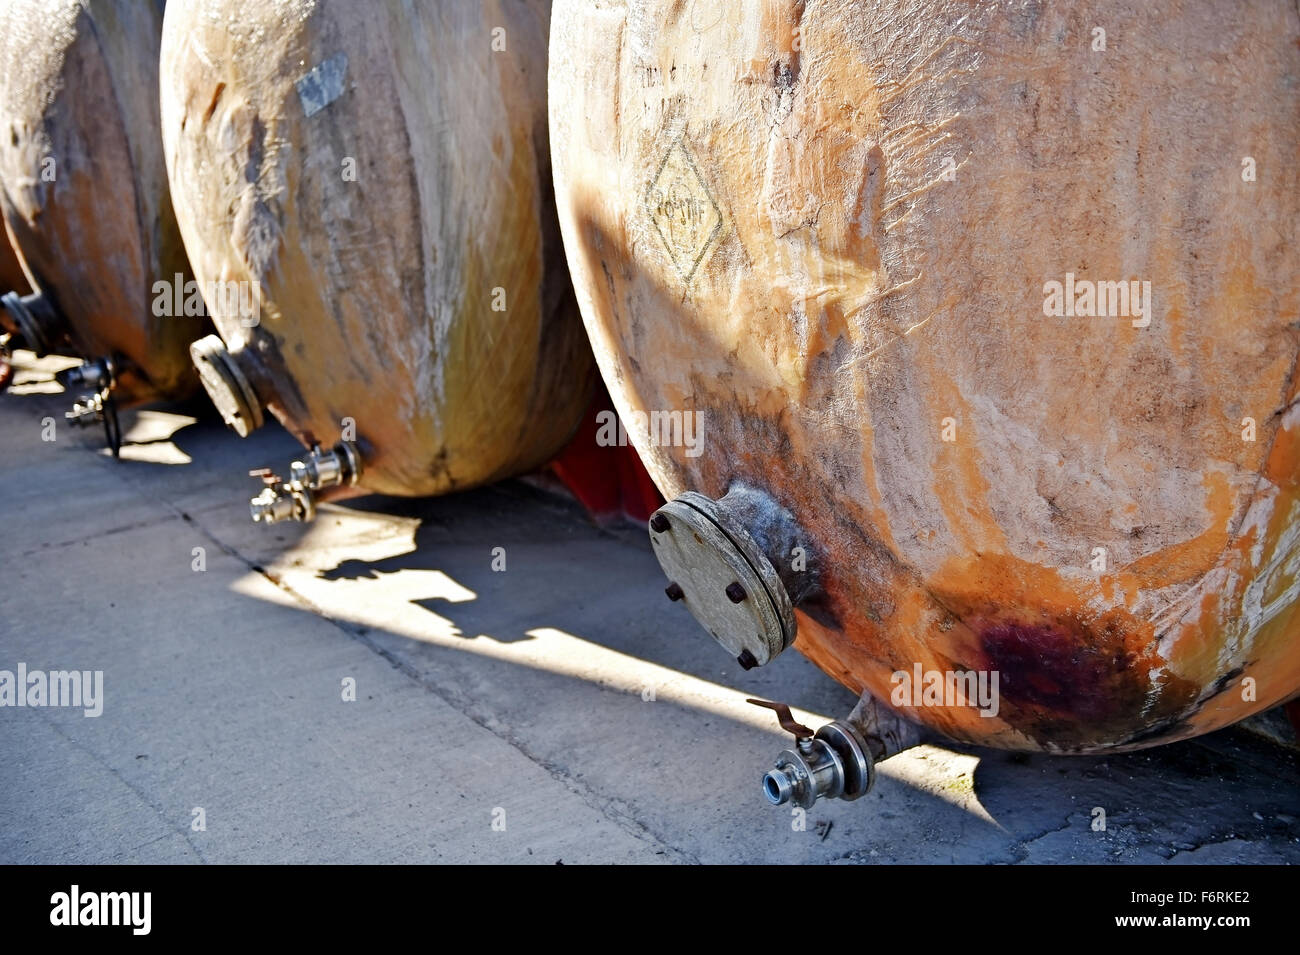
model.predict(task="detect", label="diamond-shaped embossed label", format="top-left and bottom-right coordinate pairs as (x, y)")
top-left (645, 139), bottom-right (722, 285)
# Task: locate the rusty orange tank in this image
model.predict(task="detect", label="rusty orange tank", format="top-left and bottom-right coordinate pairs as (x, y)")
top-left (549, 0), bottom-right (1300, 774)
top-left (161, 0), bottom-right (593, 523)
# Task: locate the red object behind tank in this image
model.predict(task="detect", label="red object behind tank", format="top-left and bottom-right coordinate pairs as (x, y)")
top-left (550, 387), bottom-right (662, 524)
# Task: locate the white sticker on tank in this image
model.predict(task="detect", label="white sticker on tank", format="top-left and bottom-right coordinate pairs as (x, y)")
top-left (296, 53), bottom-right (349, 118)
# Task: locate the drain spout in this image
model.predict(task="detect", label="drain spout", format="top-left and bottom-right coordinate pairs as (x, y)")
top-left (249, 440), bottom-right (363, 525)
top-left (55, 356), bottom-right (122, 457)
top-left (753, 691), bottom-right (924, 809)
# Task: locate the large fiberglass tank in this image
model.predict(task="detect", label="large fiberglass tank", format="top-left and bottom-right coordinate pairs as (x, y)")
top-left (0, 0), bottom-right (204, 440)
top-left (548, 0), bottom-right (1300, 788)
top-left (160, 0), bottom-right (593, 523)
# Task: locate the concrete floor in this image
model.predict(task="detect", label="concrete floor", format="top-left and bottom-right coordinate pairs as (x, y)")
top-left (2, 350), bottom-right (1298, 865)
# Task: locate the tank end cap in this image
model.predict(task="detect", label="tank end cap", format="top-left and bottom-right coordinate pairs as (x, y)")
top-left (191, 335), bottom-right (264, 437)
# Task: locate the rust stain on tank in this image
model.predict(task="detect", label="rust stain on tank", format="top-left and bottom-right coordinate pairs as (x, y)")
top-left (927, 553), bottom-right (1204, 748)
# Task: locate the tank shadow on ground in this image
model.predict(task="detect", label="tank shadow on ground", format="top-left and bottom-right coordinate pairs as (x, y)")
top-left (960, 733), bottom-right (1300, 863)
top-left (3, 351), bottom-right (284, 475)
top-left (314, 486), bottom-right (632, 645)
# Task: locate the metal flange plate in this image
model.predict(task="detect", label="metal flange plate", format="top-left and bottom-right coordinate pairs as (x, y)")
top-left (2, 291), bottom-right (53, 356)
top-left (649, 492), bottom-right (795, 667)
top-left (190, 334), bottom-right (263, 437)
top-left (815, 720), bottom-right (875, 800)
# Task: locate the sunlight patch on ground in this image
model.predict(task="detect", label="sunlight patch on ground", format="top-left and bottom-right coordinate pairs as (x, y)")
top-left (228, 498), bottom-right (995, 824)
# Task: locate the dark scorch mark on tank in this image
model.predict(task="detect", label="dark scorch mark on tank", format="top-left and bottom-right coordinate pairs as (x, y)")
top-left (982, 621), bottom-right (1138, 723)
top-left (978, 618), bottom-right (1202, 749)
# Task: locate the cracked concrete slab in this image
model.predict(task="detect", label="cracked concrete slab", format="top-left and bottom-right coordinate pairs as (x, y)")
top-left (2, 351), bottom-right (1298, 865)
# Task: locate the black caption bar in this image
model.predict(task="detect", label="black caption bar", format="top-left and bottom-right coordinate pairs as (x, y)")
top-left (1, 863), bottom-right (1281, 942)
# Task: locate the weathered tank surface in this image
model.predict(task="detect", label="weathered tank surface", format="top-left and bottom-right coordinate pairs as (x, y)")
top-left (549, 0), bottom-right (1300, 754)
top-left (161, 0), bottom-right (594, 519)
top-left (0, 0), bottom-right (203, 406)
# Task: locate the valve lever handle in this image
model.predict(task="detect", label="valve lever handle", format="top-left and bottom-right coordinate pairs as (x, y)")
top-left (746, 698), bottom-right (813, 740)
